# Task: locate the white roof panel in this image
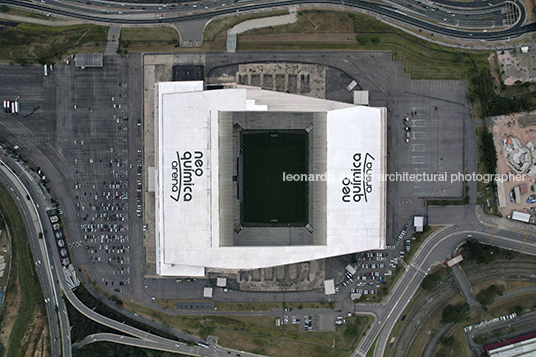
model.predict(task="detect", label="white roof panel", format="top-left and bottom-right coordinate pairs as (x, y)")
top-left (156, 83), bottom-right (386, 276)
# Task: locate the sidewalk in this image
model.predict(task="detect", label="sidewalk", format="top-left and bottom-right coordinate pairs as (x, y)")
top-left (226, 6), bottom-right (298, 52)
top-left (476, 205), bottom-right (536, 235)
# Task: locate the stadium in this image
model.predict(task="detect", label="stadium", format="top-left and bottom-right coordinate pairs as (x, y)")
top-left (155, 81), bottom-right (387, 277)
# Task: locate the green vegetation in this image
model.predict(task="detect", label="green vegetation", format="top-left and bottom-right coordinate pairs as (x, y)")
top-left (470, 65), bottom-right (536, 117)
top-left (212, 301), bottom-right (332, 312)
top-left (402, 226), bottom-right (438, 263)
top-left (117, 27), bottom-right (179, 53)
top-left (476, 285), bottom-right (503, 306)
top-left (479, 126), bottom-right (498, 176)
top-left (476, 125), bottom-right (499, 215)
top-left (83, 268), bottom-right (370, 357)
top-left (203, 9), bottom-right (287, 42)
top-left (73, 284), bottom-right (182, 343)
top-left (65, 296), bottom-right (115, 343)
top-left (0, 182), bottom-right (46, 357)
top-left (0, 23), bottom-right (107, 64)
top-left (509, 305), bottom-right (524, 316)
top-left (0, 5), bottom-right (8, 13)
top-left (441, 336), bottom-right (456, 348)
top-left (242, 131), bottom-right (308, 225)
top-left (421, 273), bottom-right (442, 290)
top-left (462, 239), bottom-right (511, 265)
top-left (441, 303), bottom-right (469, 324)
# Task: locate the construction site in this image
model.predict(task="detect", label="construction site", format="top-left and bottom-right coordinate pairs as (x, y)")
top-left (490, 111), bottom-right (536, 223)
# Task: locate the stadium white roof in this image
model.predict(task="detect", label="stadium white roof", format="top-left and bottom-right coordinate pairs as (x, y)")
top-left (155, 81), bottom-right (386, 277)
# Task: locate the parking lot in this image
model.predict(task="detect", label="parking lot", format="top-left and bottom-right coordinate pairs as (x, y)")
top-left (58, 56), bottom-right (144, 298)
top-left (0, 50), bottom-right (474, 308)
top-left (0, 55), bottom-right (145, 300)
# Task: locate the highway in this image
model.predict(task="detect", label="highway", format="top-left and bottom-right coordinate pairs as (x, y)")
top-left (0, 154), bottom-right (70, 357)
top-left (0, 149), bottom-right (267, 357)
top-left (2, 0), bottom-right (535, 42)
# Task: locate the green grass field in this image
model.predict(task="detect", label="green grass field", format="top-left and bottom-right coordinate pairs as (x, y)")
top-left (0, 182), bottom-right (46, 356)
top-left (242, 131), bottom-right (308, 226)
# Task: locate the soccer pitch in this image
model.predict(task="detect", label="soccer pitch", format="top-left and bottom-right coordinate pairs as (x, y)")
top-left (241, 131), bottom-right (308, 226)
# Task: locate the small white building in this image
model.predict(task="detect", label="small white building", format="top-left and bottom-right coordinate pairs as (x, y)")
top-left (324, 279), bottom-right (336, 295)
top-left (414, 216), bottom-right (424, 232)
top-left (216, 277), bottom-right (227, 287)
top-left (512, 211), bottom-right (531, 223)
top-left (203, 287), bottom-right (213, 298)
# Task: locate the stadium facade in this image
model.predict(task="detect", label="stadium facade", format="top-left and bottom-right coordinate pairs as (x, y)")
top-left (155, 81), bottom-right (387, 277)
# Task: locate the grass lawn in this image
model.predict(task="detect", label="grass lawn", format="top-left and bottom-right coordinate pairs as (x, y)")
top-left (465, 292), bottom-right (536, 326)
top-left (230, 10), bottom-right (490, 81)
top-left (241, 10), bottom-right (355, 36)
top-left (242, 131), bottom-right (308, 225)
top-left (1, 6), bottom-right (60, 21)
top-left (213, 301), bottom-right (333, 312)
top-left (434, 325), bottom-right (472, 357)
top-left (0, 182), bottom-right (48, 357)
top-left (121, 27), bottom-right (178, 43)
top-left (118, 26), bottom-right (179, 53)
top-left (83, 269), bottom-right (370, 356)
top-left (406, 293), bottom-right (465, 357)
top-left (0, 22), bottom-right (108, 64)
top-left (203, 9), bottom-right (287, 42)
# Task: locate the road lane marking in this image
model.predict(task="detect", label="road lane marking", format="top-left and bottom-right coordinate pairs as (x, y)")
top-left (489, 227), bottom-right (495, 244)
top-left (521, 233), bottom-right (528, 251)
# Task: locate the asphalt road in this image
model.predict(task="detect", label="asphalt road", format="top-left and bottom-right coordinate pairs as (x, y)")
top-left (359, 215), bottom-right (536, 357)
top-left (0, 153), bottom-right (268, 357)
top-left (5, 92), bottom-right (536, 357)
top-left (3, 0), bottom-right (535, 42)
top-left (0, 154), bottom-right (71, 357)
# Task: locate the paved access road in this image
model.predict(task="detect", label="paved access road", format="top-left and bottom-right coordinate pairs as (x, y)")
top-left (0, 153), bottom-right (70, 357)
top-left (0, 149), bottom-right (266, 357)
top-left (351, 211), bottom-right (536, 357)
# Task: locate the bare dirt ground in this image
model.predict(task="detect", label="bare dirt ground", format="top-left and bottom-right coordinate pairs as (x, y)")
top-left (22, 306), bottom-right (49, 357)
top-left (0, 280), bottom-right (22, 350)
top-left (489, 110), bottom-right (536, 216)
top-left (496, 50), bottom-right (536, 85)
top-left (523, 0), bottom-right (536, 22)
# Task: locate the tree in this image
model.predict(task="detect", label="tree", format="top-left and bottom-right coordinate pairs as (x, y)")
top-left (0, 5), bottom-right (8, 13)
top-left (421, 273), bottom-right (442, 290)
top-left (441, 303), bottom-right (469, 324)
top-left (441, 336), bottom-right (455, 348)
top-left (509, 305), bottom-right (524, 316)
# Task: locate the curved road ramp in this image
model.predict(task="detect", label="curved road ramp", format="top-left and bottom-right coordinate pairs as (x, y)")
top-left (226, 6), bottom-right (298, 52)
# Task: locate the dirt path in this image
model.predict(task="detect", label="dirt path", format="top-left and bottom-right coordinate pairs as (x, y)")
top-left (0, 275), bottom-right (22, 350)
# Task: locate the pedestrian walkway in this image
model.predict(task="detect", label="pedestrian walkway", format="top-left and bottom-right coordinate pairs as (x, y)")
top-left (226, 6), bottom-right (298, 52)
top-left (105, 26), bottom-right (121, 55)
top-left (451, 263), bottom-right (479, 308)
